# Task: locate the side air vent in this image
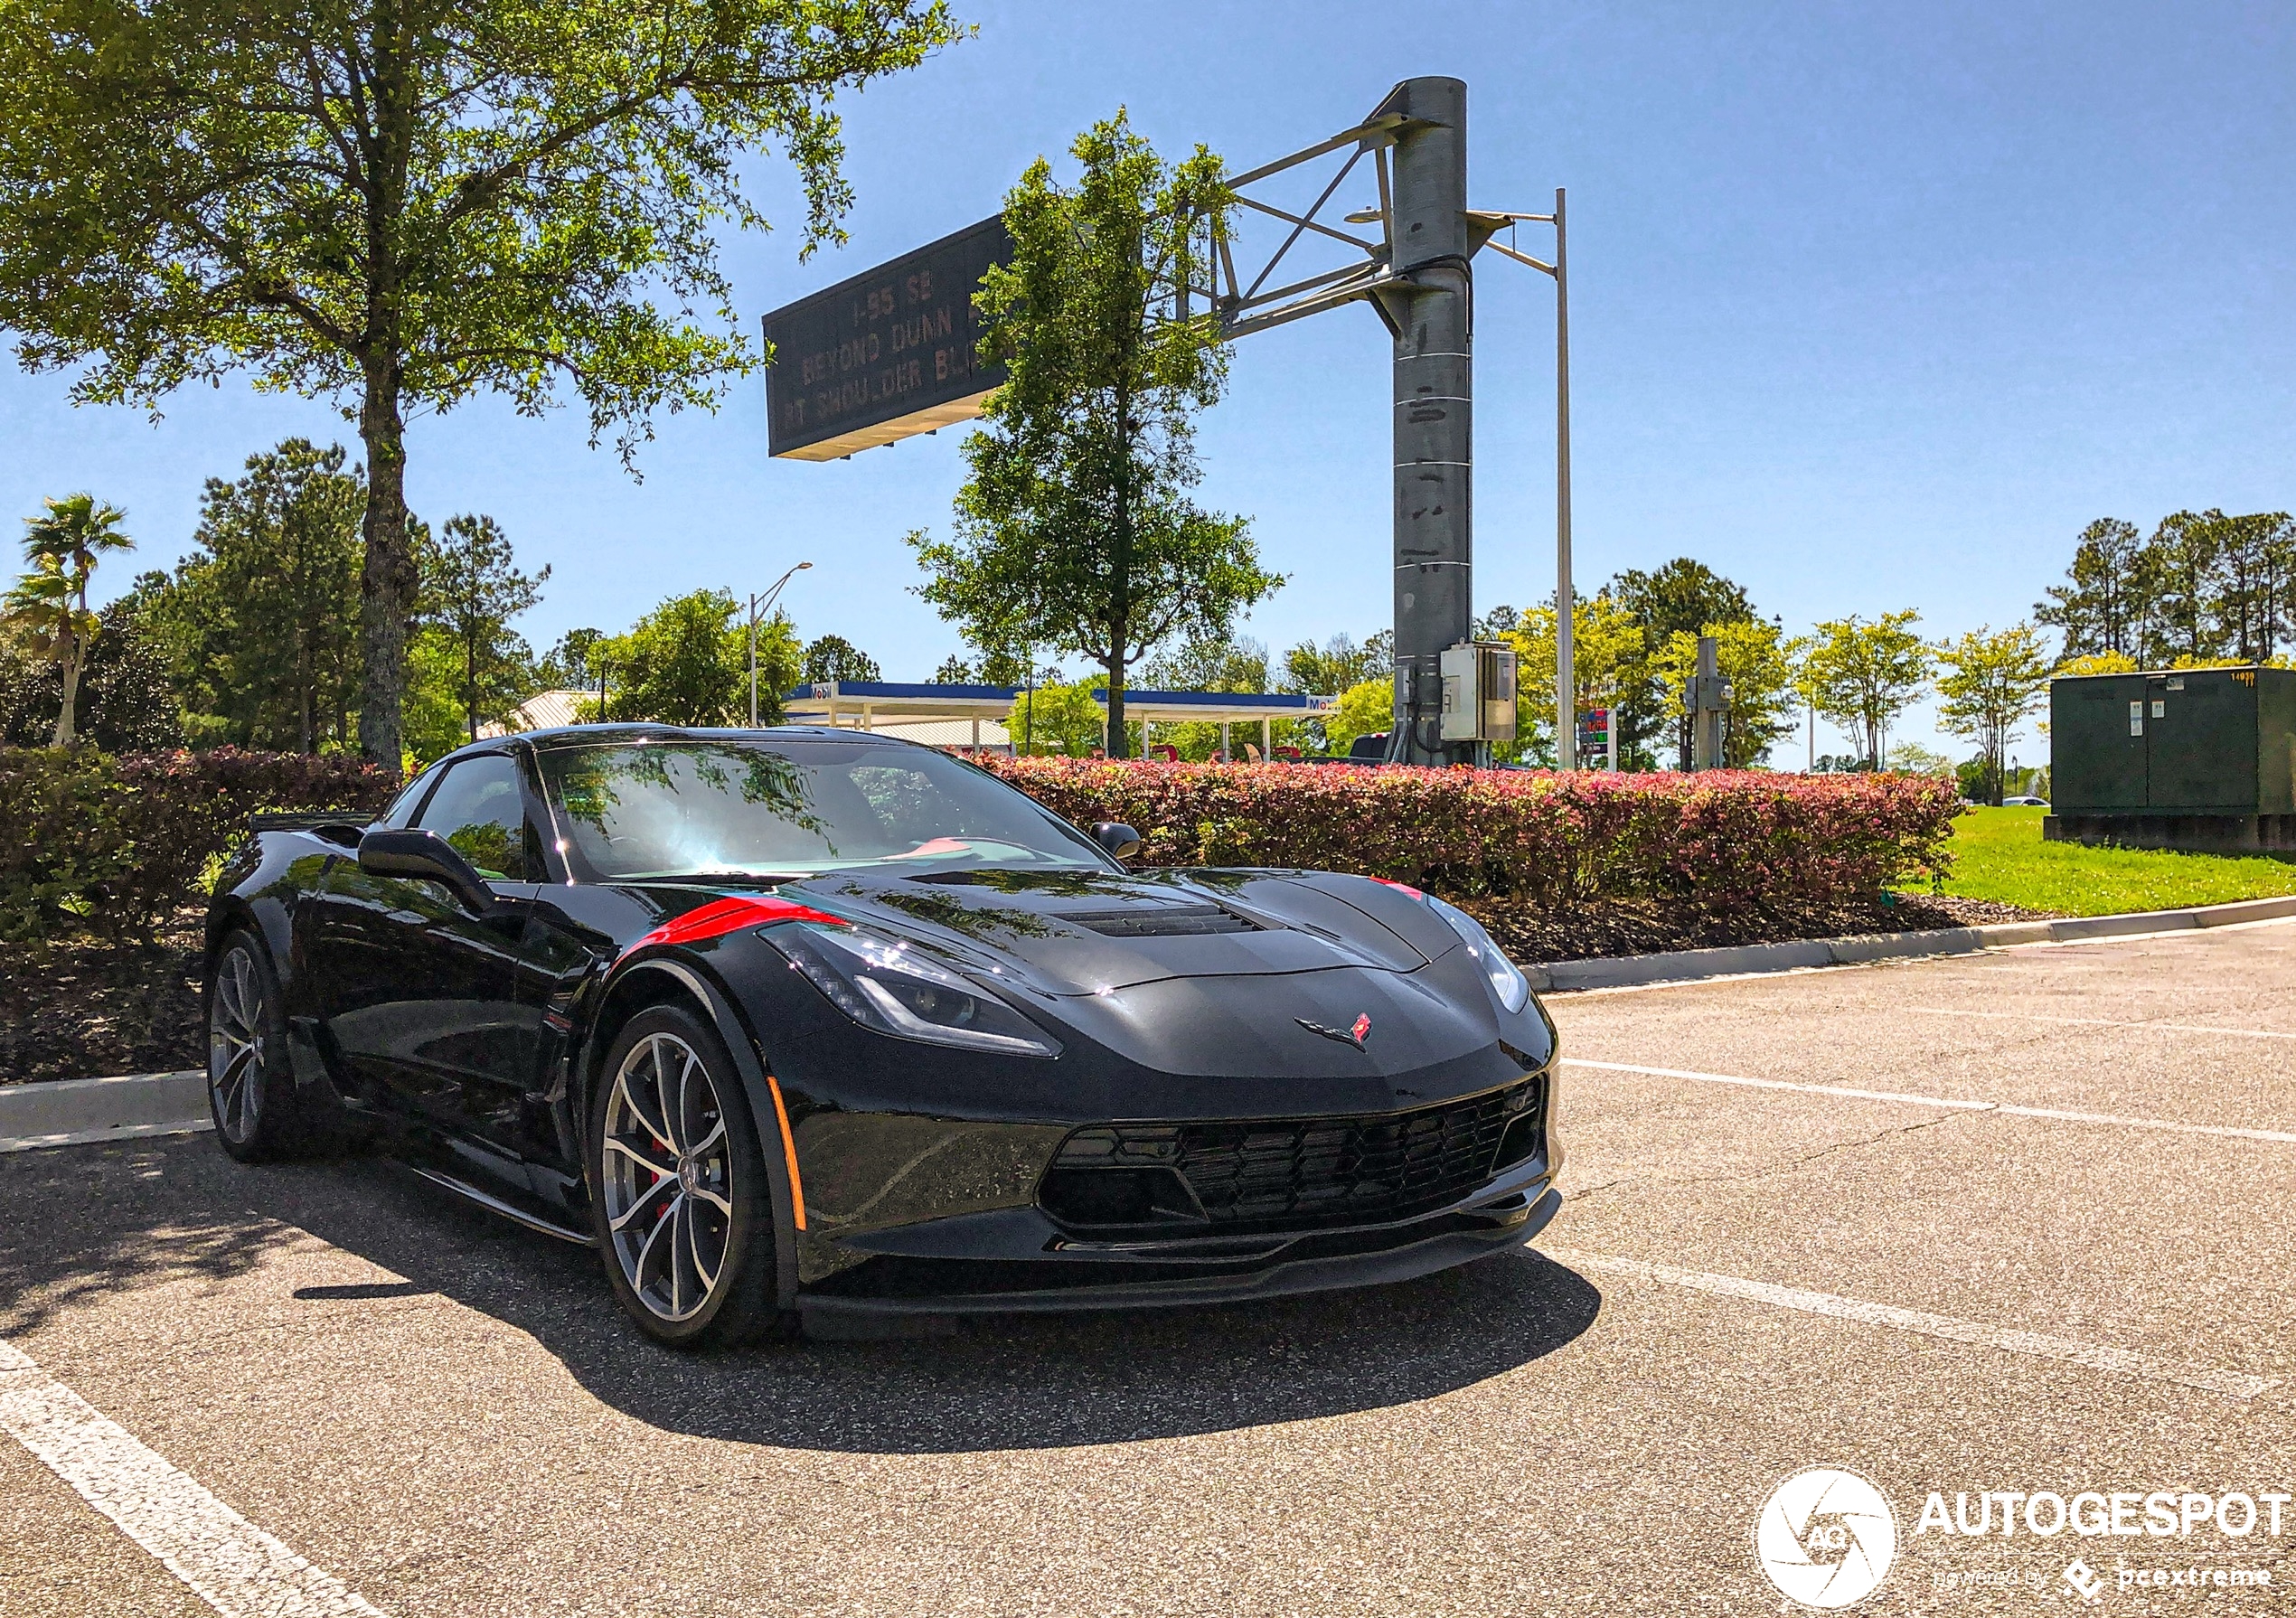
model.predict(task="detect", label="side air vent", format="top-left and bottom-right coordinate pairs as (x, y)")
top-left (1059, 905), bottom-right (1259, 937)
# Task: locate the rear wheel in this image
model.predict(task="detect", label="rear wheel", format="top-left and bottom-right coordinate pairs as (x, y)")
top-left (588, 1004), bottom-right (789, 1348)
top-left (206, 930), bottom-right (334, 1162)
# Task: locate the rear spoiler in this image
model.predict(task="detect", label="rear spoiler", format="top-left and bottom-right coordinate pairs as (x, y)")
top-left (249, 810), bottom-right (370, 848)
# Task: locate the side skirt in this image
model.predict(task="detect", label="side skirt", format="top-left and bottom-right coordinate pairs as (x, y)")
top-left (400, 1162), bottom-right (598, 1248)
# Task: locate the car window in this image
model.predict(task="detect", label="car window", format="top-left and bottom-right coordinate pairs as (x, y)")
top-left (539, 740), bottom-right (1111, 880)
top-left (851, 765), bottom-right (959, 844)
top-left (380, 768), bottom-right (438, 828)
top-left (414, 754), bottom-right (537, 881)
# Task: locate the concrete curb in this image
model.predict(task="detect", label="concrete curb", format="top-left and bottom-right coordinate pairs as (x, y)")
top-left (1526, 892), bottom-right (2296, 993)
top-left (0, 1070), bottom-right (209, 1153)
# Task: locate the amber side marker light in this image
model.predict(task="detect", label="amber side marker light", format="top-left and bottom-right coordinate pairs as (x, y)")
top-left (765, 1076), bottom-right (807, 1230)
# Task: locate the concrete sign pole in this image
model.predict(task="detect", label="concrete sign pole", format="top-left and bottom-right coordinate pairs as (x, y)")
top-left (1381, 76), bottom-right (1474, 766)
top-left (1690, 633), bottom-right (1729, 771)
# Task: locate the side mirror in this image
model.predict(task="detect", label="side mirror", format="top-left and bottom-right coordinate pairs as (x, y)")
top-left (358, 827), bottom-right (497, 914)
top-left (1093, 822), bottom-right (1143, 861)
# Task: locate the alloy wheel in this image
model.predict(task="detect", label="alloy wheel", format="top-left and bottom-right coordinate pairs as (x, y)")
top-left (602, 1031), bottom-right (734, 1322)
top-left (208, 945), bottom-right (266, 1143)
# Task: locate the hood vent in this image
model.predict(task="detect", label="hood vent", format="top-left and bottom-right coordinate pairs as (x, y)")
top-left (1061, 904), bottom-right (1259, 938)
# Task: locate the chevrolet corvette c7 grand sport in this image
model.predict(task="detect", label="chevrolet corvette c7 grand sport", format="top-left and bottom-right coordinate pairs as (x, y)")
top-left (203, 726), bottom-right (1563, 1345)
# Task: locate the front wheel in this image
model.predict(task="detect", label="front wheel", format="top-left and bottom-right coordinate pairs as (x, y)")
top-left (588, 1004), bottom-right (789, 1349)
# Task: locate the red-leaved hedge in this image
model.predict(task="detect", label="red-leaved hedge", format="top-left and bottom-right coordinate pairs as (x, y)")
top-left (982, 757), bottom-right (1959, 920)
top-left (0, 747), bottom-right (396, 945)
top-left (1, 746), bottom-right (1959, 948)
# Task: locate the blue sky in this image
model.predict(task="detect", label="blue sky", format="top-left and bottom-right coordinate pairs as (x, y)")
top-left (4, 1), bottom-right (2291, 763)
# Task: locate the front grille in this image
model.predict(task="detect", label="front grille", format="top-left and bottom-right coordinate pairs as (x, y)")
top-left (1046, 1077), bottom-right (1547, 1236)
top-left (1059, 905), bottom-right (1257, 937)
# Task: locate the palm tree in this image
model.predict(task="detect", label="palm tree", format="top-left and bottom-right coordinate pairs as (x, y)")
top-left (5, 494), bottom-right (134, 744)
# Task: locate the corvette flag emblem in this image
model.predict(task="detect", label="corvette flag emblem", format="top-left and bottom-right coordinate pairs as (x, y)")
top-left (1298, 1013), bottom-right (1372, 1050)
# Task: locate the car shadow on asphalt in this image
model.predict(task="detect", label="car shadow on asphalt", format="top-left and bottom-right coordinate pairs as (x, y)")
top-left (2, 1137), bottom-right (1602, 1454)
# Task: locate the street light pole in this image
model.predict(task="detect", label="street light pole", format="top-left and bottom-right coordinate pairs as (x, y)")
top-left (1481, 192), bottom-right (1575, 769)
top-left (747, 560), bottom-right (813, 727)
top-left (1552, 187), bottom-right (1573, 770)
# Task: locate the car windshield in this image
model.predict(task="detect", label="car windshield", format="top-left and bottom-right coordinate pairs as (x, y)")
top-left (538, 739), bottom-right (1112, 881)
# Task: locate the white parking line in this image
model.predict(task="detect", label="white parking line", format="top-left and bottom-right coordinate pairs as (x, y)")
top-left (1561, 1058), bottom-right (2296, 1146)
top-left (1546, 1249), bottom-right (2274, 1400)
top-left (0, 1337), bottom-right (387, 1618)
top-left (1908, 1007), bottom-right (2296, 1040)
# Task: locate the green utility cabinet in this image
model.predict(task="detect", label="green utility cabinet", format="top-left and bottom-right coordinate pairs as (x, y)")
top-left (2047, 665), bottom-right (2296, 851)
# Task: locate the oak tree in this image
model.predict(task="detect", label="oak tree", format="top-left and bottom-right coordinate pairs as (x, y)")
top-left (908, 111), bottom-right (1279, 757)
top-left (801, 634), bottom-right (880, 684)
top-left (0, 0), bottom-right (959, 766)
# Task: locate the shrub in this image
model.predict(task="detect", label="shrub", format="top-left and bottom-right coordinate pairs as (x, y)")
top-left (0, 746), bottom-right (394, 946)
top-left (982, 757), bottom-right (1960, 922)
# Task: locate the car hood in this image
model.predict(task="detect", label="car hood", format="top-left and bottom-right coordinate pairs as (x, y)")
top-left (783, 866), bottom-right (1442, 996)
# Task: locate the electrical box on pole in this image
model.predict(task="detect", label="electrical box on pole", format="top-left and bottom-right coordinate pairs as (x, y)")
top-left (1439, 641), bottom-right (1519, 746)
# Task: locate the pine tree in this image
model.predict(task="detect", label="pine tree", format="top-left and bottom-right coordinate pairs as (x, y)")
top-left (419, 515), bottom-right (549, 742)
top-left (2035, 518), bottom-right (2150, 661)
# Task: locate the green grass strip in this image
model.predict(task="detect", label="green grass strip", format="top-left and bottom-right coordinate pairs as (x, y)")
top-left (1903, 805), bottom-right (2296, 917)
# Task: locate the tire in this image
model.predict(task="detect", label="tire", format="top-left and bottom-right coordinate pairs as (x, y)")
top-left (205, 928), bottom-right (336, 1162)
top-left (587, 1003), bottom-right (790, 1349)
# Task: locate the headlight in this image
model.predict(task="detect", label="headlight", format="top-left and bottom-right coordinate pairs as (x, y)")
top-left (768, 924), bottom-right (1062, 1058)
top-left (1424, 893), bottom-right (1531, 1014)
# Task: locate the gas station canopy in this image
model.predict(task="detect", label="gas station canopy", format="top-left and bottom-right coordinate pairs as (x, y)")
top-left (781, 681), bottom-right (1337, 754)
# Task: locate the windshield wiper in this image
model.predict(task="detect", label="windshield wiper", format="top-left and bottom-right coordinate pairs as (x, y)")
top-left (906, 862), bottom-right (1108, 884)
top-left (646, 870), bottom-right (811, 886)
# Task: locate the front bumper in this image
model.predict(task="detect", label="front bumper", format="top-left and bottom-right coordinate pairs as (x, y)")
top-left (708, 922), bottom-right (1570, 1317)
top-left (794, 1159), bottom-right (1561, 1322)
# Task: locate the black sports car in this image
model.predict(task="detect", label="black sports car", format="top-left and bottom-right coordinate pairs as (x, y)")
top-left (204, 726), bottom-right (1563, 1345)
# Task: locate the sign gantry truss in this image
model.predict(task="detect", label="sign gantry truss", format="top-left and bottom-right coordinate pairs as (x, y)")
top-left (1183, 116), bottom-right (1400, 340)
top-left (1180, 109), bottom-right (1544, 346)
top-left (762, 78), bottom-right (1567, 768)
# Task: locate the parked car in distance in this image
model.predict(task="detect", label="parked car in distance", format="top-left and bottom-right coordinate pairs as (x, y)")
top-left (2001, 795), bottom-right (2049, 807)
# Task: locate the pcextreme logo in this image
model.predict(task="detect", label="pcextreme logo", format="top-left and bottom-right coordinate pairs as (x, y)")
top-left (1754, 1467), bottom-right (1898, 1609)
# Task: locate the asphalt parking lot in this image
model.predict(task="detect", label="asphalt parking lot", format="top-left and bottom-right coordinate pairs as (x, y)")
top-left (5, 920), bottom-right (2293, 1616)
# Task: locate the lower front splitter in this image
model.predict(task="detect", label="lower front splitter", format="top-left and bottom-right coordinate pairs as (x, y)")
top-left (796, 1183), bottom-right (1561, 1321)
